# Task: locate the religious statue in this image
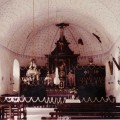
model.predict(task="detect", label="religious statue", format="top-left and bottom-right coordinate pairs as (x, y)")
top-left (58, 41), bottom-right (64, 52)
top-left (67, 70), bottom-right (75, 88)
top-left (44, 72), bottom-right (53, 86)
top-left (29, 59), bottom-right (37, 70)
top-left (26, 59), bottom-right (40, 81)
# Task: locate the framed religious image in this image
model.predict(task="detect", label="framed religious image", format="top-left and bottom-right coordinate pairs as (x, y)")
top-left (54, 58), bottom-right (70, 72)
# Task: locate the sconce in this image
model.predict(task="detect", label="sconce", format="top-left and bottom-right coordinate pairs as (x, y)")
top-left (118, 80), bottom-right (120, 85)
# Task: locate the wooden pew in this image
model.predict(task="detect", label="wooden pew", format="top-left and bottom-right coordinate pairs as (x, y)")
top-left (41, 116), bottom-right (57, 120)
top-left (10, 102), bottom-right (26, 119)
top-left (0, 104), bottom-right (12, 119)
top-left (0, 97), bottom-right (27, 119)
top-left (48, 103), bottom-right (120, 119)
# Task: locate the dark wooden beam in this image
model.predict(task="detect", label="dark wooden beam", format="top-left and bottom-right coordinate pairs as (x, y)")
top-left (112, 57), bottom-right (120, 70)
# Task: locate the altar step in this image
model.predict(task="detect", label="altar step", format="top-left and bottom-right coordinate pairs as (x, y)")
top-left (26, 107), bottom-right (55, 120)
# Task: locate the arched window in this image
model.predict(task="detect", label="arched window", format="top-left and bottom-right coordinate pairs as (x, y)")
top-left (13, 59), bottom-right (20, 93)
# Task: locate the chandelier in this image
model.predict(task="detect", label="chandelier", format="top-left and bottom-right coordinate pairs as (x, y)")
top-left (22, 59), bottom-right (40, 86)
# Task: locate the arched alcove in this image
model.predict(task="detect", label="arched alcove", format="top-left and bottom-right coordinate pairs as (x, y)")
top-left (13, 59), bottom-right (20, 94)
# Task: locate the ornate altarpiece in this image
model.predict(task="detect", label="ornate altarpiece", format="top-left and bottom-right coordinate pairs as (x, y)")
top-left (46, 23), bottom-right (79, 85)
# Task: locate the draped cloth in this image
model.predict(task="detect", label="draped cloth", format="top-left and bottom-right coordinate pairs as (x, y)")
top-left (54, 67), bottom-right (60, 85)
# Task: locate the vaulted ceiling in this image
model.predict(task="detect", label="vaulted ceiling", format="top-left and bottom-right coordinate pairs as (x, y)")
top-left (0, 0), bottom-right (120, 57)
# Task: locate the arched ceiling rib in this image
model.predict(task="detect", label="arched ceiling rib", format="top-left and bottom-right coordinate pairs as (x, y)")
top-left (0, 0), bottom-right (120, 57)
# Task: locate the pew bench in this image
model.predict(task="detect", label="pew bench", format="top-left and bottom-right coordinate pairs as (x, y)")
top-left (2, 102), bottom-right (26, 119)
top-left (0, 104), bottom-right (12, 119)
top-left (49, 111), bottom-right (120, 118)
top-left (41, 116), bottom-right (57, 120)
top-left (48, 103), bottom-right (120, 119)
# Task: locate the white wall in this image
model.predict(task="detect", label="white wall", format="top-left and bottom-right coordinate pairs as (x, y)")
top-left (113, 45), bottom-right (120, 102)
top-left (104, 36), bottom-right (120, 102)
top-left (16, 56), bottom-right (47, 67)
top-left (0, 46), bottom-right (14, 95)
top-left (78, 55), bottom-right (104, 66)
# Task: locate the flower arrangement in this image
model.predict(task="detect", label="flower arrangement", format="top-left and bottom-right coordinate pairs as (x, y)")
top-left (70, 88), bottom-right (77, 94)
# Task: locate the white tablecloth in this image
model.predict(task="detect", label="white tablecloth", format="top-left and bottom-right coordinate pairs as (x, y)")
top-left (65, 99), bottom-right (81, 103)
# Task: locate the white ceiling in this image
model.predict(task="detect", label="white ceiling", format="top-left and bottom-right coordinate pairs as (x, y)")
top-left (0, 0), bottom-right (120, 57)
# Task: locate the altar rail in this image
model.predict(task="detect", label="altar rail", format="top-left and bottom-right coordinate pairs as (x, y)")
top-left (0, 96), bottom-right (116, 108)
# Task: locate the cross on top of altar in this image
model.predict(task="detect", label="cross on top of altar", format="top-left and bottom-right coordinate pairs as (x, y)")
top-left (51, 23), bottom-right (74, 56)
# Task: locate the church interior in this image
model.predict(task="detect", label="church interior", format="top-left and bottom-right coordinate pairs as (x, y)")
top-left (0, 0), bottom-right (120, 119)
